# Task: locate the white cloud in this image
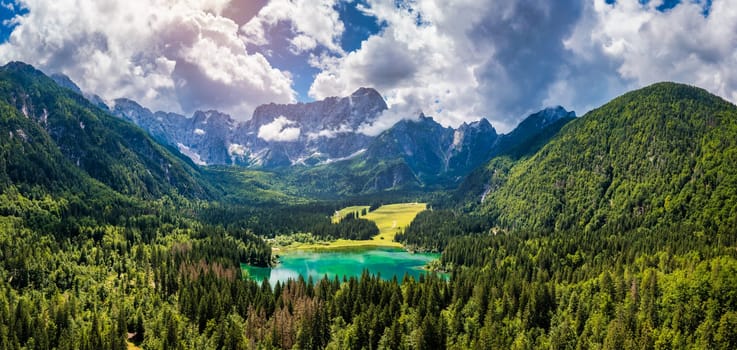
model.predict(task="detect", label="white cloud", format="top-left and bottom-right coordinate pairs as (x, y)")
top-left (309, 0), bottom-right (587, 133)
top-left (290, 34), bottom-right (318, 54)
top-left (310, 0), bottom-right (488, 130)
top-left (3, 0), bottom-right (735, 136)
top-left (0, 0), bottom-right (295, 119)
top-left (1, 1), bottom-right (15, 11)
top-left (258, 116), bottom-right (301, 142)
top-left (241, 0), bottom-right (345, 54)
top-left (309, 0), bottom-right (737, 134)
top-left (228, 143), bottom-right (247, 156)
top-left (565, 0), bottom-right (737, 104)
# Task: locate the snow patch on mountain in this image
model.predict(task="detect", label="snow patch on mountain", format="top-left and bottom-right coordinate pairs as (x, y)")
top-left (177, 143), bottom-right (206, 166)
top-left (322, 148), bottom-right (367, 165)
top-left (307, 124), bottom-right (353, 139)
top-left (248, 148), bottom-right (270, 167)
top-left (228, 143), bottom-right (247, 156)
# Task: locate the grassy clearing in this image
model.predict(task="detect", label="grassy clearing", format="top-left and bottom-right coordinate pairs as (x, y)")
top-left (332, 205), bottom-right (370, 223)
top-left (283, 203), bottom-right (427, 251)
top-left (364, 203), bottom-right (427, 242)
top-left (281, 238), bottom-right (402, 250)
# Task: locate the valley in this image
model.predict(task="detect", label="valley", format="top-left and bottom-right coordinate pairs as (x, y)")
top-left (294, 202), bottom-right (427, 250)
top-left (245, 202), bottom-right (432, 286)
top-left (0, 62), bottom-right (736, 349)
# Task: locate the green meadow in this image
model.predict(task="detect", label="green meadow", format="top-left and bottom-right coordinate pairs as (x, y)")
top-left (288, 202), bottom-right (427, 250)
top-left (331, 205), bottom-right (371, 223)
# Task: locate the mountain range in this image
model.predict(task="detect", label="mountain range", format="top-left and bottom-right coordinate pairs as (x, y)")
top-left (111, 87), bottom-right (388, 168)
top-left (24, 59), bottom-right (737, 231)
top-left (11, 59), bottom-right (736, 229)
top-left (0, 61), bottom-right (574, 203)
top-left (3, 60), bottom-right (737, 350)
top-left (104, 82), bottom-right (572, 193)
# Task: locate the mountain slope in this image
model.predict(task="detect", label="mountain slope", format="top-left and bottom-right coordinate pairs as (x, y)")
top-left (494, 106), bottom-right (576, 158)
top-left (483, 82), bottom-right (737, 233)
top-left (0, 62), bottom-right (213, 199)
top-left (290, 107), bottom-right (574, 196)
top-left (235, 87), bottom-right (386, 167)
top-left (112, 87), bottom-right (387, 168)
top-left (450, 106), bottom-right (576, 206)
top-left (113, 99), bottom-right (240, 166)
top-left (363, 114), bottom-right (501, 180)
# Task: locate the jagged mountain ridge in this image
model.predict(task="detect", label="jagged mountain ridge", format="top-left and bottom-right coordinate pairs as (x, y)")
top-left (51, 71), bottom-right (575, 194)
top-left (364, 114), bottom-right (494, 185)
top-left (110, 85), bottom-right (572, 167)
top-left (112, 99), bottom-right (235, 165)
top-left (365, 107), bottom-right (575, 182)
top-left (0, 62), bottom-right (213, 199)
top-left (289, 106), bottom-right (575, 196)
top-left (112, 87), bottom-right (388, 168)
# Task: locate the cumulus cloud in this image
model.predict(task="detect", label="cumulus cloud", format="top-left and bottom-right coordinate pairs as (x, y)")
top-left (290, 34), bottom-right (318, 54)
top-left (2, 0), bottom-right (735, 136)
top-left (1, 1), bottom-right (15, 11)
top-left (310, 0), bottom-right (737, 133)
top-left (258, 116), bottom-right (301, 142)
top-left (221, 0), bottom-right (268, 25)
top-left (564, 0), bottom-right (737, 104)
top-left (0, 0), bottom-right (295, 119)
top-left (228, 143), bottom-right (247, 156)
top-left (242, 0), bottom-right (345, 54)
top-left (309, 0), bottom-right (584, 133)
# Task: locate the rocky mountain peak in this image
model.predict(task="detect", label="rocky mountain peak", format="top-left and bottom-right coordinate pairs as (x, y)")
top-left (523, 106), bottom-right (576, 128)
top-left (458, 118), bottom-right (495, 134)
top-left (351, 86), bottom-right (380, 97)
top-left (249, 87), bottom-right (387, 132)
top-left (50, 73), bottom-right (83, 94)
top-left (350, 87), bottom-right (387, 108)
top-left (192, 110), bottom-right (235, 128)
top-left (113, 98), bottom-right (149, 117)
top-left (2, 61), bottom-right (42, 76)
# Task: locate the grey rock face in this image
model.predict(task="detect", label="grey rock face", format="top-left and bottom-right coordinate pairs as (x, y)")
top-left (234, 87), bottom-right (387, 167)
top-left (363, 113), bottom-right (498, 185)
top-left (112, 100), bottom-right (235, 166)
top-left (107, 81), bottom-right (573, 193)
top-left (111, 88), bottom-right (389, 168)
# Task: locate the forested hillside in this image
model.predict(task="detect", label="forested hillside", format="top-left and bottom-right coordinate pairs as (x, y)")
top-left (392, 82), bottom-right (737, 348)
top-left (1, 63), bottom-right (736, 350)
top-left (484, 82), bottom-right (737, 234)
top-left (0, 62), bottom-right (213, 200)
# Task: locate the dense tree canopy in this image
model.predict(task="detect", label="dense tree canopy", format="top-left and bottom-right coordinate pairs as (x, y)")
top-left (1, 65), bottom-right (736, 349)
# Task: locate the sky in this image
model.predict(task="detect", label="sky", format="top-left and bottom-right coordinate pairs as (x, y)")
top-left (0, 0), bottom-right (731, 133)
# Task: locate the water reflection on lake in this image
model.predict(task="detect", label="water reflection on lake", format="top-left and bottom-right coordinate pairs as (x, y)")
top-left (242, 247), bottom-right (443, 286)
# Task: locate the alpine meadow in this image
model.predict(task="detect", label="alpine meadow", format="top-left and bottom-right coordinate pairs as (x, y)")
top-left (1, 1), bottom-right (736, 349)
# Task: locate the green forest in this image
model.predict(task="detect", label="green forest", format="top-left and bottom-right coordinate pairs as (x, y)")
top-left (1, 64), bottom-right (737, 349)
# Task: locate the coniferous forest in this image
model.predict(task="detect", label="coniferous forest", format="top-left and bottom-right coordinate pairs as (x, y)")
top-left (1, 63), bottom-right (737, 350)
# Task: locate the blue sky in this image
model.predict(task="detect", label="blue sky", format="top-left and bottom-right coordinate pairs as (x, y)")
top-left (0, 0), bottom-right (732, 133)
top-left (0, 1), bottom-right (25, 42)
top-left (241, 0), bottom-right (383, 101)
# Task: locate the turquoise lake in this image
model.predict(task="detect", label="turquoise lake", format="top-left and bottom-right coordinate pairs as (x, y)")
top-left (242, 247), bottom-right (441, 285)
